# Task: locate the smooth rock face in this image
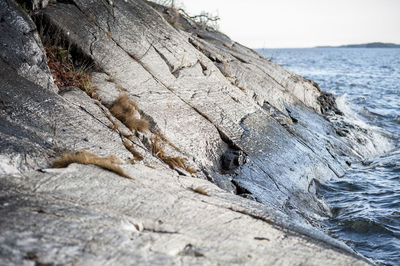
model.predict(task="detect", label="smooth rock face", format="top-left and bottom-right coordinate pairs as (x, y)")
top-left (0, 0), bottom-right (376, 264)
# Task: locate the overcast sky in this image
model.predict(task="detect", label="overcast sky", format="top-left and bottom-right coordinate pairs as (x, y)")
top-left (177, 0), bottom-right (400, 48)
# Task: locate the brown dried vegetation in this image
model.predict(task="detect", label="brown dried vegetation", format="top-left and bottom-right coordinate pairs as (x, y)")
top-left (45, 45), bottom-right (92, 93)
top-left (109, 95), bottom-right (150, 133)
top-left (150, 135), bottom-right (196, 174)
top-left (123, 139), bottom-right (144, 162)
top-left (53, 151), bottom-right (131, 179)
top-left (102, 110), bottom-right (120, 131)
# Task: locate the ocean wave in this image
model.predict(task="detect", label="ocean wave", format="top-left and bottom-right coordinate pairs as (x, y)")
top-left (335, 94), bottom-right (394, 157)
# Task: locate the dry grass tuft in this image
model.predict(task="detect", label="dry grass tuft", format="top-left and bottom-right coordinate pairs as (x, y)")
top-left (104, 111), bottom-right (119, 131)
top-left (109, 95), bottom-right (150, 133)
top-left (107, 120), bottom-right (119, 131)
top-left (104, 154), bottom-right (124, 164)
top-left (120, 132), bottom-right (134, 139)
top-left (110, 95), bottom-right (139, 113)
top-left (45, 45), bottom-right (92, 93)
top-left (150, 135), bottom-right (165, 157)
top-left (162, 156), bottom-right (186, 169)
top-left (184, 165), bottom-right (197, 174)
top-left (53, 151), bottom-right (131, 179)
top-left (123, 139), bottom-right (144, 162)
top-left (150, 135), bottom-right (196, 173)
top-left (125, 117), bottom-right (150, 133)
top-left (100, 105), bottom-right (144, 162)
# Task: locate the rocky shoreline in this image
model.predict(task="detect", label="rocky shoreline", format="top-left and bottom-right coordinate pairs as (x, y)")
top-left (0, 0), bottom-right (378, 264)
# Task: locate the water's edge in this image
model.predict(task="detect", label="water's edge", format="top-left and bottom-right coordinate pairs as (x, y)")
top-left (259, 48), bottom-right (400, 265)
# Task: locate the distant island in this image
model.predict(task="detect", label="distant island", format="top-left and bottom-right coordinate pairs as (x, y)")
top-left (316, 42), bottom-right (400, 48)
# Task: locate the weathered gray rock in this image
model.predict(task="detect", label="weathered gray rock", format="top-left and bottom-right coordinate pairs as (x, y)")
top-left (0, 0), bottom-right (381, 264)
top-left (0, 164), bottom-right (368, 265)
top-left (35, 0), bottom-right (373, 220)
top-left (0, 0), bottom-right (57, 92)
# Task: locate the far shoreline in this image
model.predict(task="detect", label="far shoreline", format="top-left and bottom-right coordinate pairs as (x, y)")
top-left (255, 42), bottom-right (400, 50)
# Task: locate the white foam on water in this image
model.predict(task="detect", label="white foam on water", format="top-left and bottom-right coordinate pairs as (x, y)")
top-left (336, 94), bottom-right (394, 158)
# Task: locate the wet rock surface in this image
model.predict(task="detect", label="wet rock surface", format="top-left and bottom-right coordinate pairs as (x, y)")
top-left (318, 91), bottom-right (344, 116)
top-left (0, 0), bottom-right (377, 264)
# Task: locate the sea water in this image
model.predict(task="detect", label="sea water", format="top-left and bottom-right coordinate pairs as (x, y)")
top-left (259, 48), bottom-right (400, 265)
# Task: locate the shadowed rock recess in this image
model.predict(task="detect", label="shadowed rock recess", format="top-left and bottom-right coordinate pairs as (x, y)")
top-left (0, 0), bottom-right (377, 264)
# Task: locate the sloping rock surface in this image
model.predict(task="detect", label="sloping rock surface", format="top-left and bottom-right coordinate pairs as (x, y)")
top-left (0, 0), bottom-right (57, 92)
top-left (0, 0), bottom-right (377, 264)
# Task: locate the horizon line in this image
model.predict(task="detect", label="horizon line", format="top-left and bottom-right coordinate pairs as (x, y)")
top-left (253, 41), bottom-right (400, 50)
